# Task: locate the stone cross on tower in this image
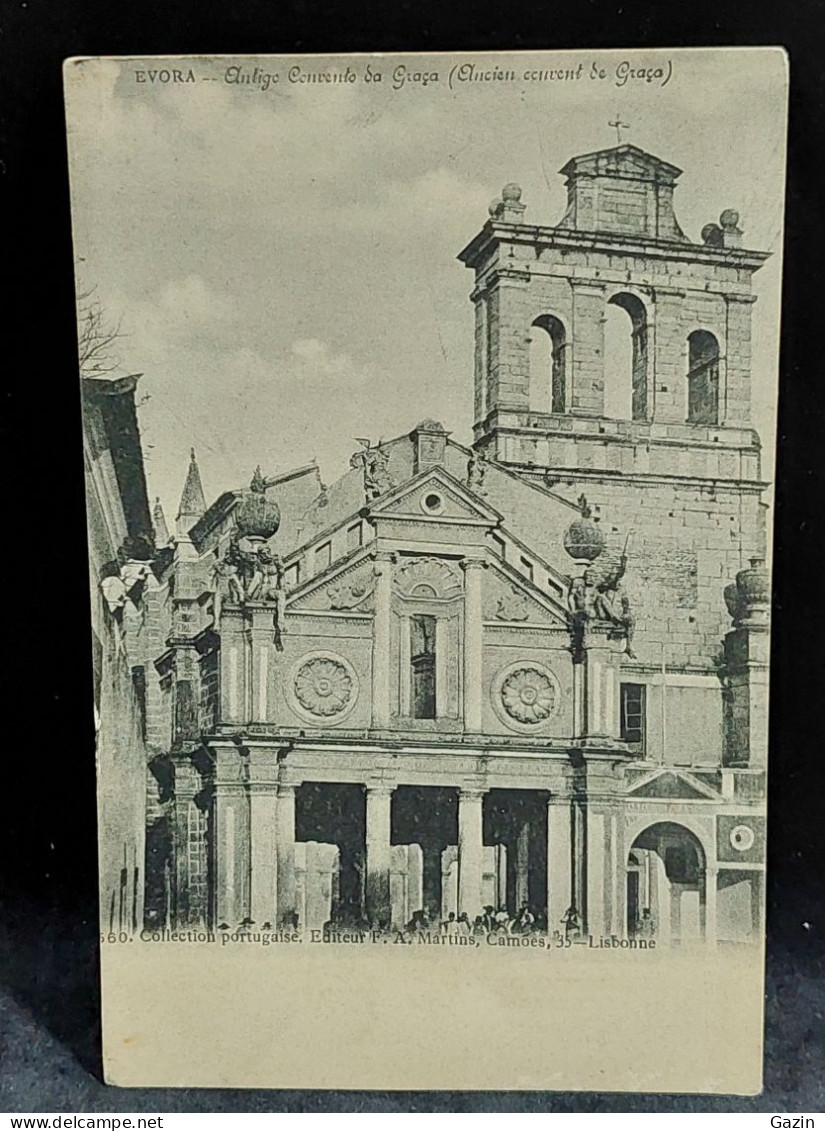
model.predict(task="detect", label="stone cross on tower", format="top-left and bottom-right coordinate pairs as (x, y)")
top-left (608, 115), bottom-right (629, 145)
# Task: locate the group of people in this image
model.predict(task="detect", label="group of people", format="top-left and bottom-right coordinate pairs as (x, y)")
top-left (631, 908), bottom-right (657, 939)
top-left (405, 905), bottom-right (545, 937)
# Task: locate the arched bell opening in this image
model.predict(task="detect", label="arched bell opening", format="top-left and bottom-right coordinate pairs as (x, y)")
top-left (604, 292), bottom-right (649, 422)
top-left (529, 314), bottom-right (568, 414)
top-left (686, 329), bottom-right (721, 424)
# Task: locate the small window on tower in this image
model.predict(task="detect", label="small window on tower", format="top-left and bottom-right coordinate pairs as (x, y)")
top-left (621, 683), bottom-right (646, 746)
top-left (284, 562), bottom-right (301, 590)
top-left (491, 534), bottom-right (506, 560)
top-left (410, 614), bottom-right (437, 720)
top-left (520, 556), bottom-right (534, 584)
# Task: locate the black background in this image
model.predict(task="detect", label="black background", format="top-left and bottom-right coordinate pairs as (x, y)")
top-left (1, 0), bottom-right (824, 1112)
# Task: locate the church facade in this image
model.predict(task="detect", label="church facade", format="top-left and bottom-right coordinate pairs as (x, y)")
top-left (129, 144), bottom-right (770, 946)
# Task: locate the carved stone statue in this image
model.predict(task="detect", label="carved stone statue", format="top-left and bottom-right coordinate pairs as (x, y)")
top-left (466, 450), bottom-right (488, 495)
top-left (593, 554), bottom-right (637, 658)
top-left (351, 438), bottom-right (395, 500)
top-left (212, 537), bottom-right (243, 619)
top-left (211, 534), bottom-right (286, 648)
top-left (592, 553), bottom-right (628, 622)
top-left (567, 550), bottom-right (636, 658)
top-left (225, 534), bottom-right (249, 599)
top-left (617, 594), bottom-right (636, 657)
top-left (242, 550), bottom-right (265, 601)
top-left (567, 568), bottom-right (598, 618)
top-left (257, 546), bottom-right (286, 651)
top-left (256, 546), bottom-right (281, 601)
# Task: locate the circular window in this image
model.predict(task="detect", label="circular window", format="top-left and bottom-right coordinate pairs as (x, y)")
top-left (729, 825), bottom-right (755, 852)
top-left (420, 491), bottom-right (445, 515)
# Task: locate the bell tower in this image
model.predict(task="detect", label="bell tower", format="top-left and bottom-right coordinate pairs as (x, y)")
top-left (458, 143), bottom-right (770, 488)
top-left (459, 142), bottom-right (773, 706)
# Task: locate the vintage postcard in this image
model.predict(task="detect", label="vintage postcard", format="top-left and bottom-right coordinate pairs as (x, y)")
top-left (64, 48), bottom-right (787, 1092)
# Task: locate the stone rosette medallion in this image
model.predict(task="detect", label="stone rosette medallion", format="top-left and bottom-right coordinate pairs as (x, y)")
top-left (287, 650), bottom-right (359, 725)
top-left (491, 660), bottom-right (562, 733)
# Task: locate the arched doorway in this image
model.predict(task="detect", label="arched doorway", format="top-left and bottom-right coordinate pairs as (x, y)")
top-left (626, 822), bottom-right (711, 945)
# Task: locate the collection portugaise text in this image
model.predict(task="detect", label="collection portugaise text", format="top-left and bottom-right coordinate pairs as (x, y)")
top-left (129, 927), bottom-right (658, 951)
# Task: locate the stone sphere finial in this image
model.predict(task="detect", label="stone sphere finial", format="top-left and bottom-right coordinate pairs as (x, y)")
top-left (235, 467), bottom-right (281, 540)
top-left (720, 208), bottom-right (740, 230)
top-left (723, 581), bottom-right (744, 627)
top-left (502, 182), bottom-right (523, 203)
top-left (734, 557), bottom-right (770, 625)
top-left (563, 494), bottom-right (605, 564)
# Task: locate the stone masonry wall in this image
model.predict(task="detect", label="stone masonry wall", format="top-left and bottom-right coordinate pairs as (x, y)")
top-left (525, 472), bottom-right (766, 671)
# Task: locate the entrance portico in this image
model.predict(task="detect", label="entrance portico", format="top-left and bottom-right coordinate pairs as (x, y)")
top-left (209, 743), bottom-right (603, 933)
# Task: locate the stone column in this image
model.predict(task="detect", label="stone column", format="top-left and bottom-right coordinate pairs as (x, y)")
top-left (457, 789), bottom-right (485, 920)
top-left (723, 293), bottom-right (756, 426)
top-left (365, 786), bottom-right (393, 929)
top-left (571, 798), bottom-right (587, 930)
top-left (649, 286), bottom-right (687, 424)
top-left (171, 761), bottom-right (200, 928)
top-left (514, 820), bottom-right (530, 910)
top-left (220, 608), bottom-right (246, 725)
top-left (488, 272), bottom-right (531, 415)
top-left (249, 781), bottom-right (278, 928)
top-left (214, 782), bottom-right (247, 927)
top-left (248, 607), bottom-right (274, 723)
top-left (670, 889), bottom-right (683, 941)
top-left (703, 865), bottom-right (718, 949)
top-left (584, 628), bottom-right (620, 740)
top-left (608, 813), bottom-right (625, 937)
top-left (723, 620), bottom-right (770, 768)
top-left (276, 784), bottom-right (297, 928)
top-left (569, 281), bottom-right (606, 417)
top-left (585, 808), bottom-right (607, 937)
top-left (462, 559), bottom-right (486, 733)
top-left (172, 646), bottom-right (201, 750)
top-left (472, 286), bottom-right (489, 423)
top-left (372, 555), bottom-right (393, 728)
top-left (421, 840), bottom-right (443, 923)
top-left (572, 656), bottom-right (586, 741)
top-left (547, 800), bottom-right (573, 936)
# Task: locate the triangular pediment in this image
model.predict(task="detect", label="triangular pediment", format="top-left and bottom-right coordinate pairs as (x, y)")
top-left (560, 144), bottom-right (682, 184)
top-left (483, 558), bottom-right (569, 626)
top-left (369, 465), bottom-right (503, 528)
top-left (626, 768), bottom-right (720, 801)
top-left (287, 547), bottom-right (376, 613)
